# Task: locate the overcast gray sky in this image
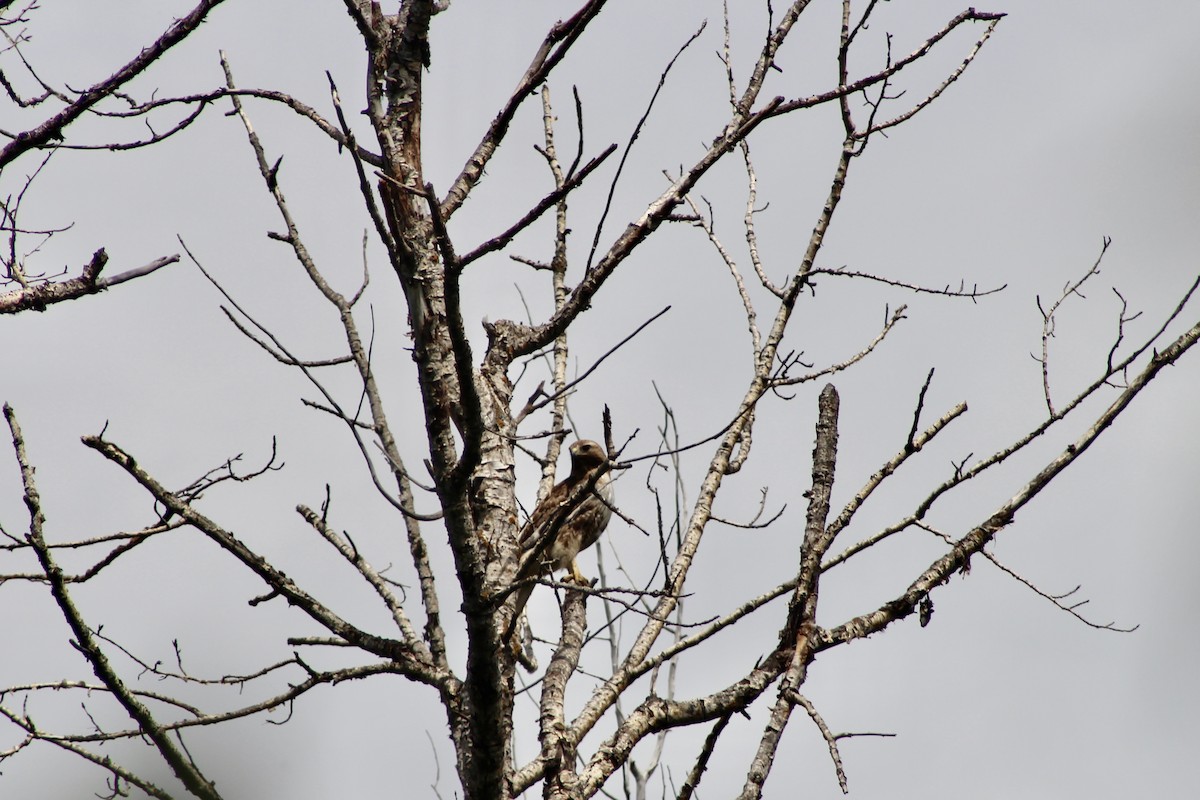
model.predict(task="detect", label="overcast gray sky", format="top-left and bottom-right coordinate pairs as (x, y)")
top-left (2, 2), bottom-right (1198, 798)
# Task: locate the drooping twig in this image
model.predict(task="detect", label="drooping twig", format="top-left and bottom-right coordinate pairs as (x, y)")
top-left (788, 690), bottom-right (848, 794)
top-left (916, 521), bottom-right (1138, 632)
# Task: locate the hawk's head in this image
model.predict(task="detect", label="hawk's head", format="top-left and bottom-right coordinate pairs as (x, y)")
top-left (568, 439), bottom-right (607, 477)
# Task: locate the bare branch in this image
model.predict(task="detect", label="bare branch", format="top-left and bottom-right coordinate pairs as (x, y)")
top-left (440, 0), bottom-right (610, 217)
top-left (682, 191), bottom-right (762, 352)
top-left (296, 503), bottom-right (425, 646)
top-left (585, 21), bottom-right (707, 271)
top-left (737, 385), bottom-right (840, 800)
top-left (768, 9), bottom-right (1008, 120)
top-left (1037, 237), bottom-right (1110, 416)
top-left (823, 396), bottom-right (968, 552)
top-left (675, 713), bottom-right (731, 800)
top-left (823, 310), bottom-right (1200, 648)
top-left (829, 266), bottom-right (1200, 572)
top-left (859, 16), bottom-right (1004, 136)
top-left (0, 705), bottom-right (176, 800)
top-left (918, 521), bottom-right (1138, 632)
top-left (456, 141), bottom-right (617, 270)
top-left (810, 266), bottom-right (1006, 300)
top-left (771, 304), bottom-right (908, 387)
top-left (514, 305), bottom-right (670, 426)
top-left (789, 691), bottom-right (848, 794)
top-left (0, 0), bottom-right (229, 168)
top-left (4, 404), bottom-right (223, 800)
top-left (79, 432), bottom-right (447, 685)
top-left (0, 251), bottom-right (177, 314)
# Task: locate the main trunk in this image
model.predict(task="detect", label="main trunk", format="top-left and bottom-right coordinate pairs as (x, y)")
top-left (361, 4), bottom-right (523, 797)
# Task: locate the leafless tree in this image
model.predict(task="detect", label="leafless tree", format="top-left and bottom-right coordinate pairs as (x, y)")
top-left (2, 2), bottom-right (1197, 799)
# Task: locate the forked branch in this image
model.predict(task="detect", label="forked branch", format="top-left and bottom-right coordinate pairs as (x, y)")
top-left (4, 404), bottom-right (221, 800)
top-left (824, 310), bottom-right (1200, 648)
top-left (0, 0), bottom-right (228, 168)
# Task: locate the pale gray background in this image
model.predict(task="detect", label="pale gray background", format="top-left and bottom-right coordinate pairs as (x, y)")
top-left (2, 2), bottom-right (1198, 798)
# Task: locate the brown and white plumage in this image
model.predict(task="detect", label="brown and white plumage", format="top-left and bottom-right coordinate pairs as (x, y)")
top-left (519, 439), bottom-right (613, 584)
top-left (507, 439), bottom-right (613, 649)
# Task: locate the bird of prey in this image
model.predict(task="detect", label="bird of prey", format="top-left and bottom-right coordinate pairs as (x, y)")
top-left (506, 439), bottom-right (614, 650)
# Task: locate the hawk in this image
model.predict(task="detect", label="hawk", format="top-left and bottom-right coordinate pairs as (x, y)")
top-left (507, 439), bottom-right (614, 646)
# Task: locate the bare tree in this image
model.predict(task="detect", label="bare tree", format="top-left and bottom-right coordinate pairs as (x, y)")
top-left (2, 2), bottom-right (1197, 799)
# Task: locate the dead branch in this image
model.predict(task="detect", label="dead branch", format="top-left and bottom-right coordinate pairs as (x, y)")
top-left (737, 385), bottom-right (840, 800)
top-left (767, 9), bottom-right (1007, 121)
top-left (296, 503), bottom-right (423, 644)
top-left (823, 310), bottom-right (1200, 648)
top-left (788, 691), bottom-right (848, 794)
top-left (0, 251), bottom-right (177, 314)
top-left (810, 266), bottom-right (1006, 300)
top-left (439, 0), bottom-right (609, 218)
top-left (4, 404), bottom-right (223, 800)
top-left (682, 191), bottom-right (762, 352)
top-left (676, 712), bottom-right (731, 800)
top-left (456, 143), bottom-right (617, 269)
top-left (0, 0), bottom-right (228, 168)
top-left (584, 21), bottom-right (707, 271)
top-left (1036, 237), bottom-right (1111, 416)
top-left (827, 270), bottom-right (1200, 570)
top-left (79, 432), bottom-right (449, 685)
top-left (513, 306), bottom-right (670, 426)
top-left (917, 521), bottom-right (1138, 632)
top-left (771, 305), bottom-right (908, 387)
